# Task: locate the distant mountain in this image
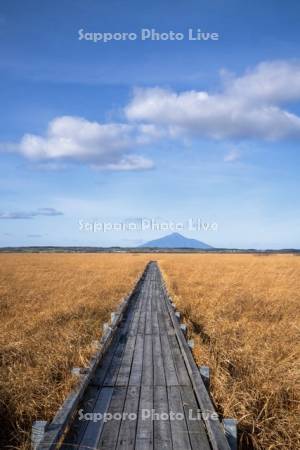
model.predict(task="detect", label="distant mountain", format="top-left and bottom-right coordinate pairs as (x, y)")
top-left (139, 232), bottom-right (213, 249)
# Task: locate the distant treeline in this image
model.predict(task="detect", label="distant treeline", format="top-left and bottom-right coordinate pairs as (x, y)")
top-left (0, 246), bottom-right (299, 254)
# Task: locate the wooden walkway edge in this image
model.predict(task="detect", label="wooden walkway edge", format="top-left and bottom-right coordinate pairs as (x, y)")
top-left (35, 261), bottom-right (232, 450)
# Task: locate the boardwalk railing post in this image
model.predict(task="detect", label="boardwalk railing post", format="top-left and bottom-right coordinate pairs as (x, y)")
top-left (71, 367), bottom-right (89, 376)
top-left (175, 311), bottom-right (181, 321)
top-left (187, 339), bottom-right (194, 350)
top-left (103, 322), bottom-right (111, 333)
top-left (199, 365), bottom-right (210, 390)
top-left (31, 420), bottom-right (47, 450)
top-left (110, 312), bottom-right (120, 325)
top-left (92, 340), bottom-right (101, 350)
top-left (223, 418), bottom-right (238, 450)
top-left (180, 323), bottom-right (187, 337)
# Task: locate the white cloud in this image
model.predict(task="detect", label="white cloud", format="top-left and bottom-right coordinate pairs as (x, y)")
top-left (0, 208), bottom-right (63, 220)
top-left (125, 60), bottom-right (300, 140)
top-left (91, 154), bottom-right (154, 171)
top-left (226, 60), bottom-right (300, 104)
top-left (224, 148), bottom-right (241, 162)
top-left (2, 60), bottom-right (300, 172)
top-left (10, 116), bottom-right (154, 171)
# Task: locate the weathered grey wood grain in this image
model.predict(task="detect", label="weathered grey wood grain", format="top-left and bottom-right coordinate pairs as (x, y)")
top-left (160, 334), bottom-right (178, 386)
top-left (103, 333), bottom-right (128, 387)
top-left (180, 386), bottom-right (211, 450)
top-left (152, 335), bottom-right (166, 387)
top-left (116, 386), bottom-right (140, 450)
top-left (153, 386), bottom-right (172, 450)
top-left (167, 386), bottom-right (191, 450)
top-left (151, 311), bottom-right (159, 336)
top-left (135, 385), bottom-right (153, 450)
top-left (78, 387), bottom-right (113, 450)
top-left (98, 387), bottom-right (127, 450)
top-left (116, 335), bottom-right (137, 386)
top-left (142, 334), bottom-right (153, 386)
top-left (129, 334), bottom-right (144, 386)
top-left (145, 281), bottom-right (152, 335)
top-left (61, 385), bottom-right (99, 449)
top-left (92, 333), bottom-right (122, 386)
top-left (168, 335), bottom-right (190, 387)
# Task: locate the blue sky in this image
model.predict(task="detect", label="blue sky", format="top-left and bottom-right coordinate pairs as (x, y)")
top-left (0, 0), bottom-right (300, 248)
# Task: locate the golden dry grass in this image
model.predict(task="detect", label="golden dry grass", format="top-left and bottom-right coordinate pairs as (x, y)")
top-left (0, 253), bottom-right (299, 449)
top-left (157, 253), bottom-right (300, 450)
top-left (0, 253), bottom-right (149, 449)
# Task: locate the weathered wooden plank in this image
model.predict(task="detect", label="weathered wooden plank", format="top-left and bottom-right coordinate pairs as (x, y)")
top-left (61, 386), bottom-right (99, 449)
top-left (151, 281), bottom-right (160, 336)
top-left (152, 335), bottom-right (166, 387)
top-left (138, 308), bottom-right (147, 335)
top-left (116, 335), bottom-right (137, 386)
top-left (129, 334), bottom-right (144, 386)
top-left (128, 305), bottom-right (141, 336)
top-left (168, 335), bottom-right (190, 386)
top-left (78, 387), bottom-right (113, 450)
top-left (160, 295), bottom-right (176, 336)
top-left (129, 285), bottom-right (145, 337)
top-left (156, 288), bottom-right (174, 336)
top-left (160, 334), bottom-right (178, 386)
top-left (116, 386), bottom-right (140, 450)
top-left (151, 311), bottom-right (160, 336)
top-left (137, 276), bottom-right (151, 336)
top-left (103, 334), bottom-right (127, 387)
top-left (98, 387), bottom-right (127, 449)
top-left (157, 311), bottom-right (167, 335)
top-left (93, 297), bottom-right (137, 388)
top-left (167, 386), bottom-right (191, 450)
top-left (142, 334), bottom-right (153, 386)
top-left (180, 386), bottom-right (211, 450)
top-left (145, 280), bottom-right (152, 335)
top-left (88, 293), bottom-right (138, 388)
top-left (135, 385), bottom-right (153, 450)
top-left (91, 333), bottom-right (122, 386)
top-left (153, 386), bottom-right (172, 450)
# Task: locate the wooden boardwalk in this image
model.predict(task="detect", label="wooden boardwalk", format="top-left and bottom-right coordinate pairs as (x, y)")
top-left (46, 262), bottom-right (231, 450)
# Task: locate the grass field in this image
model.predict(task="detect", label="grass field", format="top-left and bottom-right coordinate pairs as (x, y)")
top-left (0, 253), bottom-right (149, 449)
top-left (159, 254), bottom-right (300, 450)
top-left (0, 253), bottom-right (299, 449)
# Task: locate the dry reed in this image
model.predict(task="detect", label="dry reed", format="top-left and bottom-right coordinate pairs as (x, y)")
top-left (158, 253), bottom-right (300, 450)
top-left (0, 253), bottom-right (149, 449)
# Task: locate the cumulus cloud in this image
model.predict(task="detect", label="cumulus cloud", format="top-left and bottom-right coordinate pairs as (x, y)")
top-left (6, 116), bottom-right (154, 171)
top-left (226, 60), bottom-right (300, 103)
top-left (2, 60), bottom-right (300, 171)
top-left (125, 60), bottom-right (300, 140)
top-left (19, 117), bottom-right (134, 160)
top-left (0, 208), bottom-right (63, 220)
